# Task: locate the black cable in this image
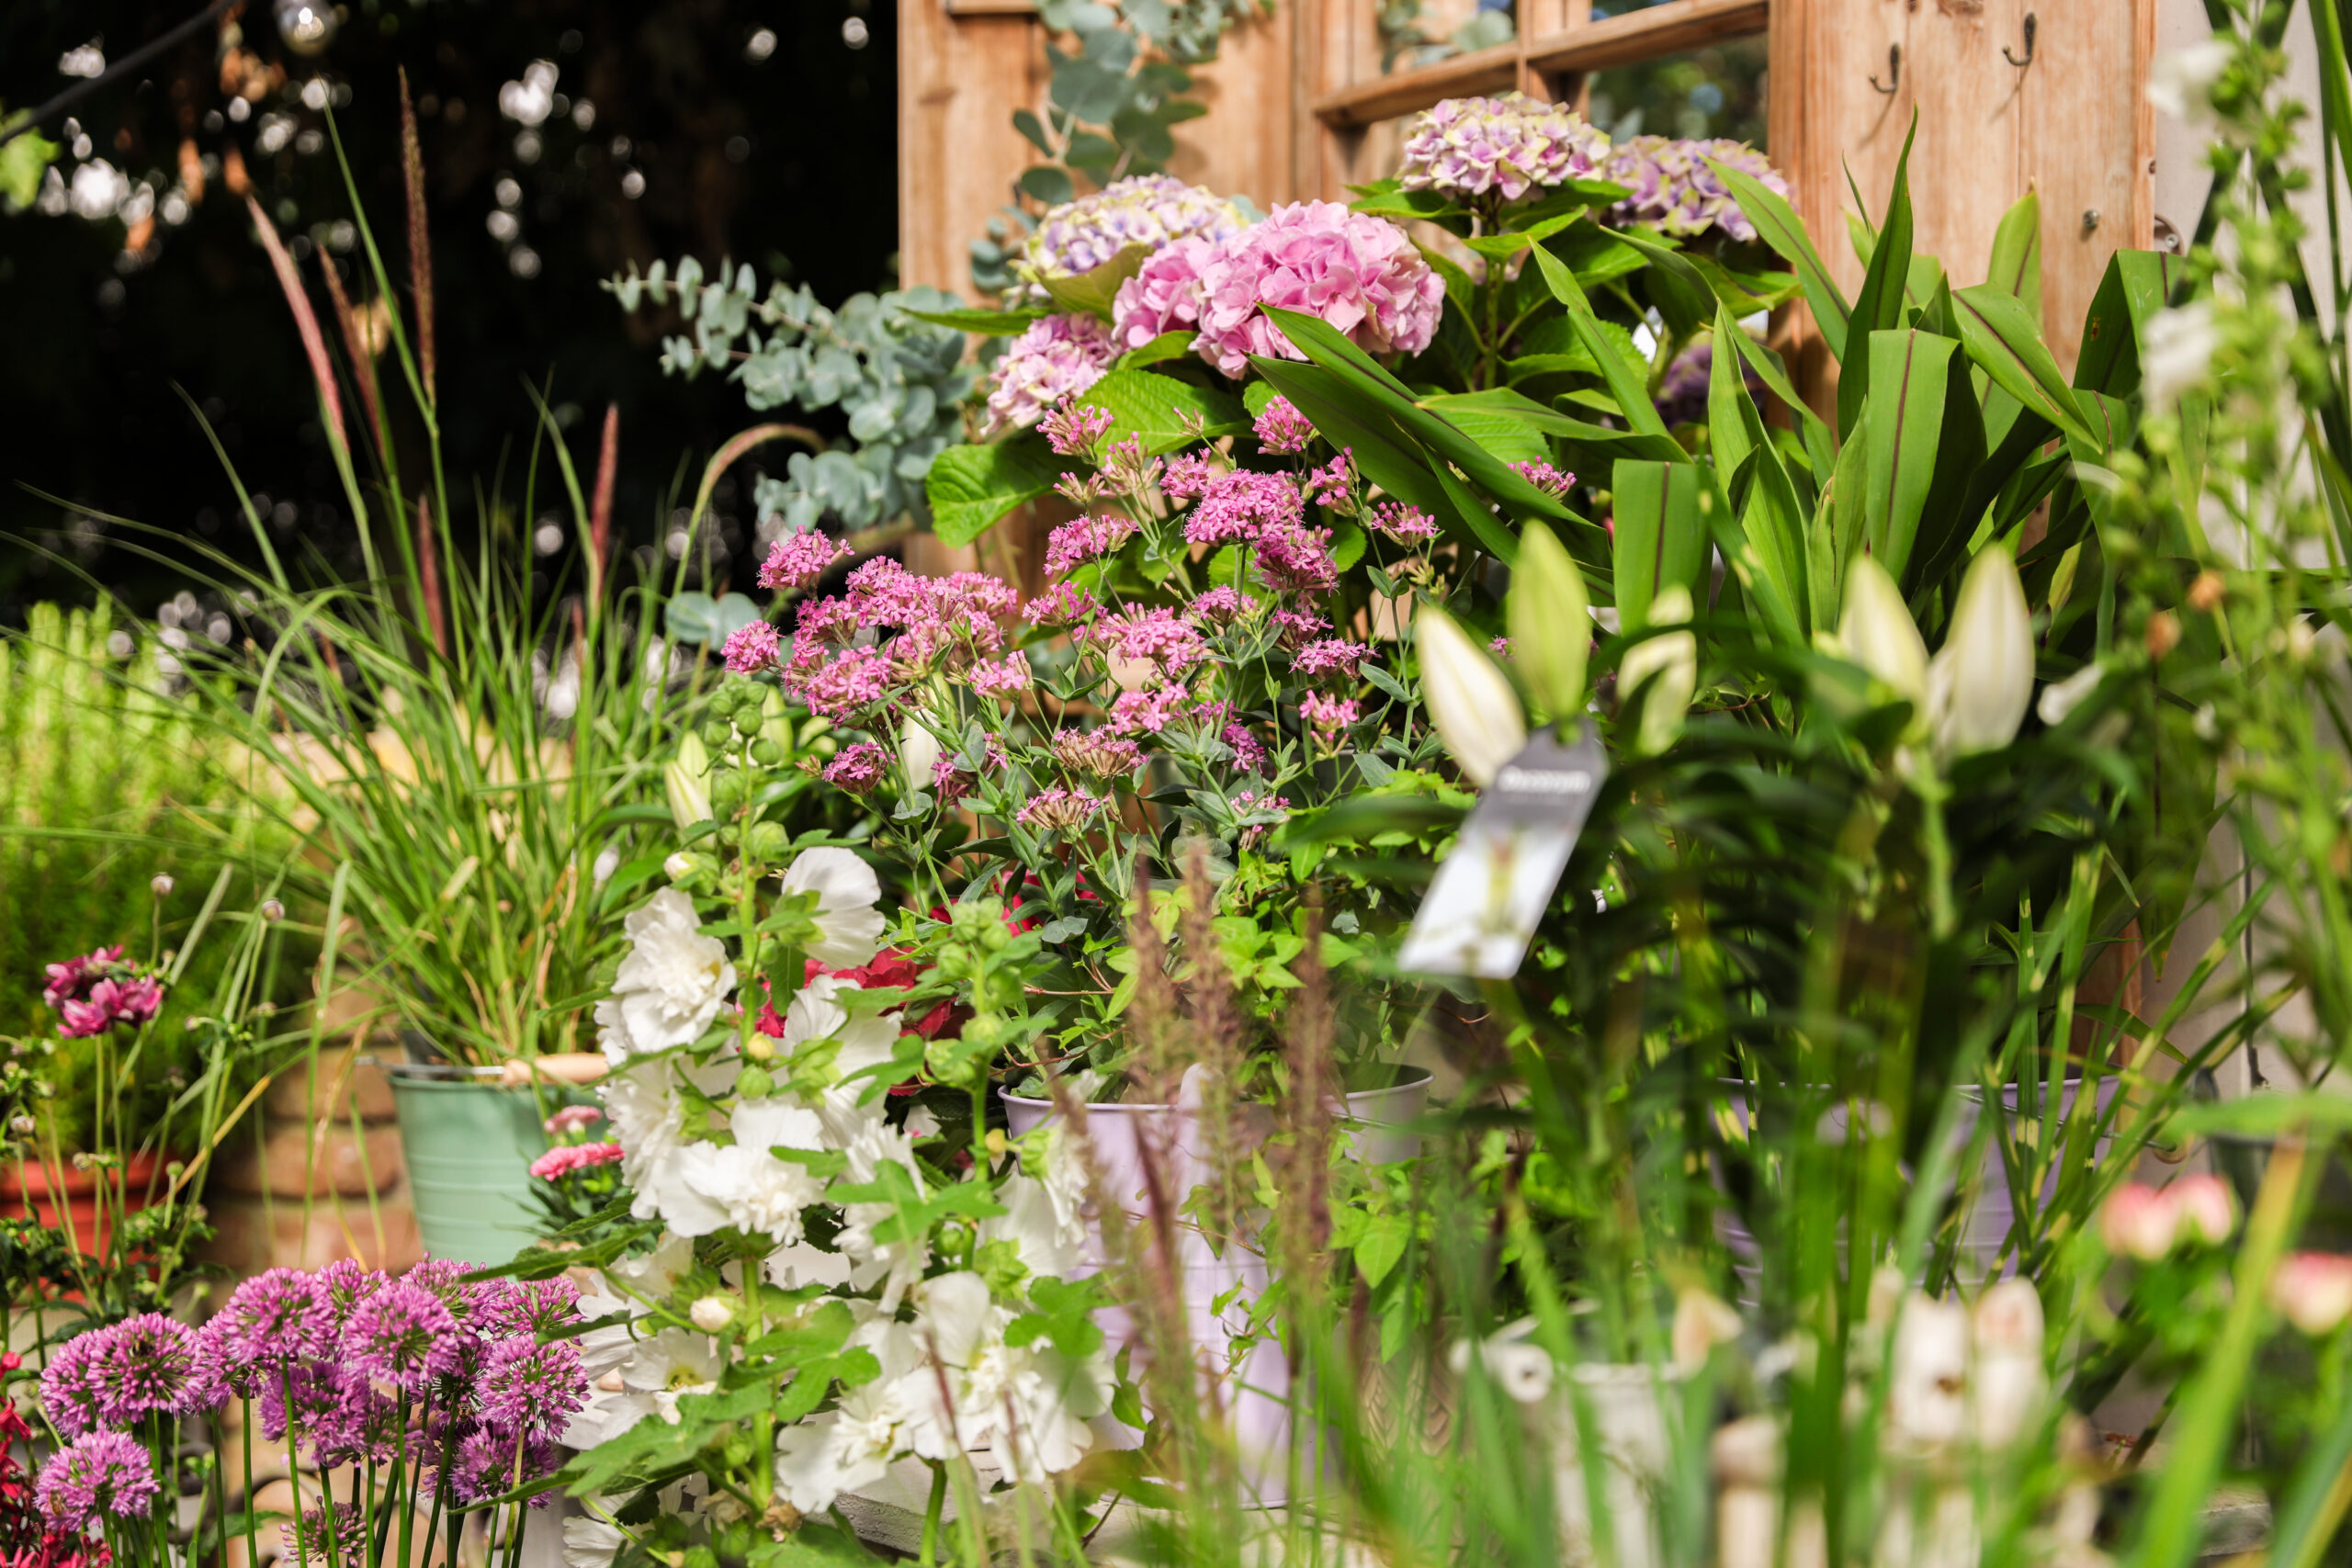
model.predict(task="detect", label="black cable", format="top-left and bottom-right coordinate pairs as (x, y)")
top-left (0, 0), bottom-right (246, 151)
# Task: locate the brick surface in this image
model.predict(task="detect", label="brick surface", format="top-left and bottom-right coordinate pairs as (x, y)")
top-left (262, 1043), bottom-right (399, 1124)
top-left (214, 1120), bottom-right (404, 1199)
top-left (204, 1187), bottom-right (423, 1277)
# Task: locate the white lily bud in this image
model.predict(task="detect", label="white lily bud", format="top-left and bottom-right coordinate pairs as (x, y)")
top-left (665, 731), bottom-right (713, 829)
top-left (1415, 603), bottom-right (1525, 787)
top-left (899, 718), bottom-right (943, 796)
top-left (1838, 555), bottom-right (1928, 717)
top-left (1619, 584), bottom-right (1696, 755)
top-left (1927, 546), bottom-right (2034, 761)
top-left (689, 1295), bottom-right (734, 1332)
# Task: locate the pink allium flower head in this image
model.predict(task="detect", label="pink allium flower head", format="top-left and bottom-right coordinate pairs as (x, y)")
top-left (1046, 729), bottom-right (1146, 782)
top-left (1104, 607), bottom-right (1210, 672)
top-left (1257, 525), bottom-right (1340, 596)
top-left (1017, 175), bottom-right (1247, 301)
top-left (1159, 450), bottom-right (1220, 502)
top-left (1023, 581), bottom-right (1102, 629)
top-left (1111, 235), bottom-right (1219, 352)
top-left (39, 1329), bottom-right (107, 1439)
top-left (756, 530), bottom-right (852, 592)
top-left (308, 1374), bottom-right (402, 1470)
top-left (1043, 514), bottom-right (1138, 577)
top-left (786, 646), bottom-right (898, 722)
top-left (450, 1427), bottom-right (565, 1507)
top-left (1039, 399), bottom-right (1116, 458)
top-left (1298, 692), bottom-right (1361, 733)
top-left (721, 621), bottom-right (784, 676)
top-left (218, 1268), bottom-right (323, 1371)
top-left (1188, 586), bottom-right (1259, 626)
top-left (982, 314), bottom-right (1117, 438)
top-left (1369, 501), bottom-right (1439, 543)
top-left (966, 652), bottom-right (1034, 697)
top-left (1222, 724), bottom-right (1268, 772)
top-left (1603, 136), bottom-right (1790, 243)
top-left (544, 1105), bottom-right (604, 1136)
top-left (477, 1337), bottom-right (588, 1438)
top-left (1270, 608), bottom-right (1331, 648)
top-left (1508, 459), bottom-right (1577, 498)
top-left (2273, 1251), bottom-right (2352, 1336)
top-left (1016, 788), bottom-right (1110, 833)
top-left (1293, 638), bottom-right (1370, 681)
top-left (282, 1504), bottom-right (369, 1566)
top-left (528, 1142), bottom-right (626, 1180)
top-left (483, 1277), bottom-right (584, 1339)
top-left (1253, 396), bottom-right (1316, 455)
top-left (1185, 468), bottom-right (1302, 548)
top-left (822, 741), bottom-right (890, 796)
top-left (36, 1431), bottom-right (156, 1531)
top-left (1398, 93), bottom-right (1611, 203)
top-left (1302, 449), bottom-right (1353, 506)
top-left (303, 1257), bottom-right (387, 1354)
top-left (88, 1314), bottom-right (202, 1427)
top-left (346, 1278), bottom-right (464, 1392)
top-left (794, 595), bottom-right (862, 647)
top-left (1189, 202), bottom-right (1445, 378)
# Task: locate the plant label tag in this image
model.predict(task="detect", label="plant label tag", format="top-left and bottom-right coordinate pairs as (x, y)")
top-left (1398, 727), bottom-right (1607, 979)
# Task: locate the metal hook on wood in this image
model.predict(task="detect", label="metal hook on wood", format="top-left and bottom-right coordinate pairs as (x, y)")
top-left (2003, 12), bottom-right (2037, 67)
top-left (1870, 43), bottom-right (1901, 94)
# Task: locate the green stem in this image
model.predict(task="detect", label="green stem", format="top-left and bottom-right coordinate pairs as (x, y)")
top-left (919, 1461), bottom-right (947, 1567)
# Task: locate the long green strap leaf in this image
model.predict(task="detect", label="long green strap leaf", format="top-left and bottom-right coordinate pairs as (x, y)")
top-left (1951, 284), bottom-right (2096, 446)
top-left (1704, 153), bottom-right (1851, 360)
top-left (1838, 118), bottom-right (1919, 438)
top-left (1861, 328), bottom-right (1957, 582)
top-left (1611, 460), bottom-right (1712, 629)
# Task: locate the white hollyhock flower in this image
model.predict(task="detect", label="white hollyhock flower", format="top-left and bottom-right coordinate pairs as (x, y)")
top-left (1887, 1296), bottom-right (1972, 1450)
top-left (899, 718), bottom-right (943, 795)
top-left (561, 1513), bottom-right (625, 1568)
top-left (778, 847), bottom-right (887, 968)
top-left (598, 888), bottom-right (735, 1064)
top-left (1927, 547), bottom-right (2035, 761)
top-left (605, 1061), bottom-right (730, 1237)
top-left (2142, 300), bottom-right (2219, 410)
top-left (673, 1093), bottom-right (832, 1244)
top-left (1415, 603), bottom-right (1526, 787)
top-left (2146, 38), bottom-right (2232, 121)
top-left (1838, 555), bottom-right (1929, 716)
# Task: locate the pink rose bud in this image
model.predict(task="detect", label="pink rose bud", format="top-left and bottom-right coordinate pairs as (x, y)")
top-left (2165, 1173), bottom-right (2236, 1247)
top-left (2271, 1252), bottom-right (2352, 1336)
top-left (2099, 1182), bottom-right (2178, 1262)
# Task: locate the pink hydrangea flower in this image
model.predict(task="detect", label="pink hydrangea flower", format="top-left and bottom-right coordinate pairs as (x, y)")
top-left (822, 741), bottom-right (890, 795)
top-left (1159, 451), bottom-right (1220, 502)
top-left (1188, 586), bottom-right (1259, 626)
top-left (1190, 202), bottom-right (1445, 378)
top-left (1044, 514), bottom-right (1139, 576)
top-left (1509, 459), bottom-right (1577, 498)
top-left (966, 652), bottom-right (1034, 697)
top-left (1015, 788), bottom-right (1110, 833)
top-left (757, 531), bottom-right (852, 591)
top-left (1253, 396), bottom-right (1316, 454)
top-left (1298, 691), bottom-right (1361, 733)
top-left (721, 621), bottom-right (784, 675)
top-left (1040, 400), bottom-right (1115, 458)
top-left (982, 314), bottom-right (1117, 438)
top-left (1112, 235), bottom-right (1219, 352)
top-left (1369, 502), bottom-right (1439, 542)
top-left (1293, 638), bottom-right (1369, 681)
top-left (1222, 724), bottom-right (1268, 772)
top-left (1185, 468), bottom-right (1302, 547)
top-left (1023, 581), bottom-right (1102, 629)
top-left (1398, 93), bottom-right (1611, 203)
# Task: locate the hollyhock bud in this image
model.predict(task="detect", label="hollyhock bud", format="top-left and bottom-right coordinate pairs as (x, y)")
top-left (689, 1296), bottom-right (734, 1332)
top-left (1414, 604), bottom-right (1525, 788)
top-left (1620, 584), bottom-right (1697, 755)
top-left (1928, 546), bottom-right (2034, 761)
top-left (2272, 1251), bottom-right (2352, 1336)
top-left (1506, 522), bottom-right (1591, 723)
top-left (2167, 1173), bottom-right (2235, 1247)
top-left (2099, 1182), bottom-right (2177, 1261)
top-left (666, 732), bottom-right (713, 829)
top-left (1838, 555), bottom-right (1928, 717)
top-left (899, 720), bottom-right (943, 797)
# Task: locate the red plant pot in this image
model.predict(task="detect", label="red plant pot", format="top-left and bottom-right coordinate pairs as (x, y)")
top-left (0, 1153), bottom-right (167, 1258)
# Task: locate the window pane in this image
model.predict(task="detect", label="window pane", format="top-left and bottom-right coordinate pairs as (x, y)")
top-left (1377, 0), bottom-right (1518, 74)
top-left (1585, 34), bottom-right (1770, 148)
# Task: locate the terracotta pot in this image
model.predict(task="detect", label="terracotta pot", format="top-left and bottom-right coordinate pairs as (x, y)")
top-left (0, 1152), bottom-right (168, 1257)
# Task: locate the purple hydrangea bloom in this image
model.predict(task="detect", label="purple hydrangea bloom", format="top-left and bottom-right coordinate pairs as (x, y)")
top-left (981, 314), bottom-right (1118, 438)
top-left (89, 1313), bottom-right (205, 1425)
top-left (1014, 175), bottom-right (1247, 302)
top-left (1603, 136), bottom-right (1791, 244)
top-left (1398, 93), bottom-right (1611, 203)
top-left (35, 1430), bottom-right (157, 1531)
top-left (345, 1279), bottom-right (464, 1393)
top-left (474, 1337), bottom-right (587, 1439)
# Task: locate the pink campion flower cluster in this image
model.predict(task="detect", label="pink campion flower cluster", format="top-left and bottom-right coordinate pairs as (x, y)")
top-left (1302, 450), bottom-right (1353, 506)
top-left (1101, 607), bottom-right (1209, 673)
top-left (42, 947), bottom-right (162, 1040)
top-left (1293, 638), bottom-right (1370, 681)
top-left (1023, 581), bottom-right (1102, 630)
top-left (1253, 395), bottom-right (1316, 454)
top-left (1188, 585), bottom-right (1258, 626)
top-left (1369, 501), bottom-right (1439, 543)
top-left (1397, 93), bottom-right (1612, 203)
top-left (1223, 724), bottom-right (1268, 772)
top-left (776, 562), bottom-right (1022, 720)
top-left (932, 741), bottom-right (1008, 806)
top-left (1509, 459), bottom-right (1577, 499)
top-left (1047, 729), bottom-right (1146, 782)
top-left (757, 530), bottom-right (853, 591)
top-left (981, 314), bottom-right (1117, 438)
top-left (1159, 451), bottom-right (1220, 502)
top-left (1186, 469), bottom-right (1302, 547)
top-left (1043, 514), bottom-right (1138, 576)
top-left (822, 741), bottom-right (891, 795)
top-left (1040, 400), bottom-right (1116, 458)
top-left (1016, 788), bottom-right (1109, 833)
top-left (967, 653), bottom-right (1034, 698)
top-left (528, 1142), bottom-right (624, 1180)
top-left (1603, 136), bottom-right (1790, 244)
top-left (1298, 692), bottom-right (1361, 734)
top-left (722, 621), bottom-right (785, 676)
top-left (1114, 200), bottom-right (1445, 378)
top-left (1014, 175), bottom-right (1247, 301)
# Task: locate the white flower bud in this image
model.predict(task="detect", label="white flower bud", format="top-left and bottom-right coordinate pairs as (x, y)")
top-left (1619, 584), bottom-right (1697, 755)
top-left (899, 718), bottom-right (943, 796)
top-left (665, 732), bottom-right (713, 829)
top-left (663, 852), bottom-right (695, 881)
top-left (1927, 546), bottom-right (2034, 761)
top-left (1838, 555), bottom-right (1928, 716)
top-left (260, 898), bottom-right (286, 923)
top-left (1414, 603), bottom-right (1525, 787)
top-left (689, 1295), bottom-right (734, 1332)
top-left (151, 874), bottom-right (175, 897)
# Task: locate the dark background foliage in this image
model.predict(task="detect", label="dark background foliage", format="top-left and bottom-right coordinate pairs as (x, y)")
top-left (0, 0), bottom-right (902, 622)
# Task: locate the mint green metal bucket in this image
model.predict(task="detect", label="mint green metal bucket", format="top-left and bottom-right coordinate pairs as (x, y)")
top-left (386, 1069), bottom-right (549, 1265)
